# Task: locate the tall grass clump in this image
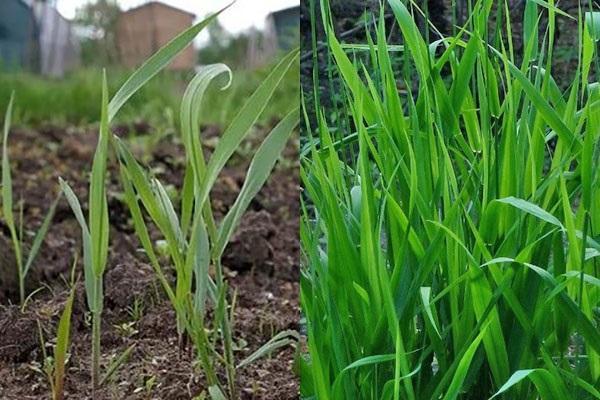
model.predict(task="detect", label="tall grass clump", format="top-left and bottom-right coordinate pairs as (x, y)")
top-left (301, 0), bottom-right (600, 399)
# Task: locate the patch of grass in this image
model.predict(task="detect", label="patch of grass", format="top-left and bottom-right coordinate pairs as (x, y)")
top-left (0, 69), bottom-right (178, 126)
top-left (57, 8), bottom-right (228, 396)
top-left (116, 46), bottom-right (300, 400)
top-left (52, 4), bottom-right (299, 399)
top-left (301, 0), bottom-right (600, 399)
top-left (0, 63), bottom-right (298, 129)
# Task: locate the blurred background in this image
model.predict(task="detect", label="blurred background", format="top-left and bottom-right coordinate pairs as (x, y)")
top-left (0, 0), bottom-right (299, 127)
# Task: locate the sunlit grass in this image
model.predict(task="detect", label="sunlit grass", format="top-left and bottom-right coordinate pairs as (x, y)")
top-left (301, 0), bottom-right (600, 398)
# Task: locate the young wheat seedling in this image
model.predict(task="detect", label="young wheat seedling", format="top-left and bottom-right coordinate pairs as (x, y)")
top-left (2, 92), bottom-right (61, 306)
top-left (117, 51), bottom-right (300, 399)
top-left (59, 71), bottom-right (110, 395)
top-left (58, 7), bottom-right (232, 395)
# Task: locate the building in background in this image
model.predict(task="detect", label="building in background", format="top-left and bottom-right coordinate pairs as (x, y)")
top-left (0, 0), bottom-right (78, 76)
top-left (247, 5), bottom-right (299, 68)
top-left (33, 2), bottom-right (80, 77)
top-left (116, 1), bottom-right (195, 70)
top-left (265, 6), bottom-right (299, 51)
top-left (0, 0), bottom-right (38, 71)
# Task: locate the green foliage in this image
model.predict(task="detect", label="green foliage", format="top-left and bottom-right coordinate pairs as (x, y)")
top-left (0, 63), bottom-right (298, 128)
top-left (56, 5), bottom-right (299, 398)
top-left (1, 92), bottom-right (61, 305)
top-left (117, 49), bottom-right (299, 399)
top-left (36, 257), bottom-right (77, 400)
top-left (74, 0), bottom-right (121, 66)
top-left (0, 69), bottom-right (180, 126)
top-left (58, 8), bottom-right (229, 395)
top-left (301, 0), bottom-right (600, 399)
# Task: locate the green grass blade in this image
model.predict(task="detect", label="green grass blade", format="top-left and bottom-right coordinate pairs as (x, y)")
top-left (237, 330), bottom-right (299, 369)
top-left (215, 107), bottom-right (299, 257)
top-left (585, 11), bottom-right (600, 40)
top-left (443, 323), bottom-right (490, 400)
top-left (496, 197), bottom-right (564, 228)
top-left (24, 192), bottom-right (62, 277)
top-left (180, 63), bottom-right (232, 185)
top-left (115, 138), bottom-right (181, 258)
top-left (107, 5), bottom-right (231, 122)
top-left (99, 344), bottom-right (136, 386)
top-left (89, 72), bottom-right (110, 277)
top-left (490, 369), bottom-right (572, 399)
top-left (118, 163), bottom-right (175, 305)
top-left (208, 386), bottom-right (227, 400)
top-left (153, 178), bottom-right (183, 247)
top-left (186, 212), bottom-right (210, 316)
top-left (196, 49), bottom-right (299, 213)
top-left (2, 92), bottom-right (15, 231)
top-left (58, 178), bottom-right (96, 312)
top-left (53, 275), bottom-right (76, 400)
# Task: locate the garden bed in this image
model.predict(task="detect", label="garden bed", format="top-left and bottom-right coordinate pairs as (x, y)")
top-left (0, 123), bottom-right (299, 399)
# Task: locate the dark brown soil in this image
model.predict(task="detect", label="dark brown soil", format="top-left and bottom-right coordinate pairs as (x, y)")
top-left (0, 123), bottom-right (300, 399)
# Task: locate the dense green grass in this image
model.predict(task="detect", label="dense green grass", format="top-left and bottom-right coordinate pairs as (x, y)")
top-left (0, 69), bottom-right (179, 126)
top-left (301, 0), bottom-right (600, 399)
top-left (0, 63), bottom-right (298, 128)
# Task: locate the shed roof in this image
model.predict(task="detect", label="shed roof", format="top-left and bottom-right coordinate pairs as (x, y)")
top-left (121, 1), bottom-right (195, 18)
top-left (269, 5), bottom-right (300, 18)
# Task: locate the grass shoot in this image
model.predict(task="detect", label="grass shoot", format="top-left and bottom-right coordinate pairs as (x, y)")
top-left (2, 92), bottom-right (61, 306)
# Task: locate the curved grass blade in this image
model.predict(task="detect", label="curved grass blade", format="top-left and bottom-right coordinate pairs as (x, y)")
top-left (180, 63), bottom-right (232, 183)
top-left (496, 197), bottom-right (564, 228)
top-left (237, 330), bottom-right (300, 369)
top-left (108, 4), bottom-right (232, 122)
top-left (195, 49), bottom-right (299, 213)
top-left (490, 369), bottom-right (571, 400)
